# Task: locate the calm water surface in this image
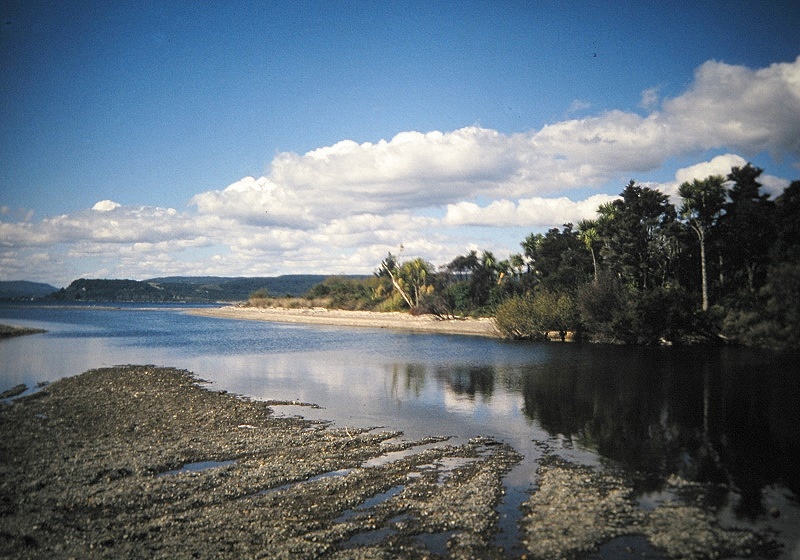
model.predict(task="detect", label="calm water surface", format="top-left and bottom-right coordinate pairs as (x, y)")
top-left (1, 303), bottom-right (799, 558)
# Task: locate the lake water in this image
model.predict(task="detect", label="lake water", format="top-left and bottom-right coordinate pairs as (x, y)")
top-left (2, 303), bottom-right (799, 558)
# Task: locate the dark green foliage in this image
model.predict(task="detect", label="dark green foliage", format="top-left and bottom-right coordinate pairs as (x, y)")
top-left (441, 281), bottom-right (472, 316)
top-left (628, 286), bottom-right (696, 345)
top-left (577, 272), bottom-right (633, 344)
top-left (772, 180), bottom-right (800, 261)
top-left (597, 181), bottom-right (680, 292)
top-left (722, 262), bottom-right (800, 351)
top-left (717, 164), bottom-right (775, 296)
top-left (570, 170), bottom-right (798, 348)
top-left (521, 224), bottom-right (594, 293)
top-left (443, 250), bottom-right (506, 311)
top-left (679, 175), bottom-right (727, 311)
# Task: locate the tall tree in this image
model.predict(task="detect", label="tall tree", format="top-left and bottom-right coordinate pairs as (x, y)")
top-left (597, 181), bottom-right (679, 291)
top-left (521, 224), bottom-right (593, 293)
top-left (772, 180), bottom-right (800, 261)
top-left (718, 164), bottom-right (775, 295)
top-left (679, 175), bottom-right (726, 311)
top-left (446, 250), bottom-right (480, 282)
top-left (472, 251), bottom-right (503, 307)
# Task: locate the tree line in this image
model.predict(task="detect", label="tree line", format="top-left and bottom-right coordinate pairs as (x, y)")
top-left (287, 164), bottom-right (799, 350)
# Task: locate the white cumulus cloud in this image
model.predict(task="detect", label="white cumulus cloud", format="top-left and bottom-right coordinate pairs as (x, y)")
top-left (91, 200), bottom-right (122, 212)
top-left (662, 57), bottom-right (800, 157)
top-left (444, 194), bottom-right (619, 228)
top-left (3, 57), bottom-right (799, 285)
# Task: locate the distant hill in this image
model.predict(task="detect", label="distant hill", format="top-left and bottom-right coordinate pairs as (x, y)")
top-left (46, 275), bottom-right (366, 303)
top-left (0, 281), bottom-right (59, 299)
top-left (146, 275), bottom-right (333, 299)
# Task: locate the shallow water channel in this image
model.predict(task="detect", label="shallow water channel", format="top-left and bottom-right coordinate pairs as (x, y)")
top-left (1, 303), bottom-right (799, 558)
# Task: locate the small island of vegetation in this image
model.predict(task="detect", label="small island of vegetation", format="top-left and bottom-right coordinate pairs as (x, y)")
top-left (0, 324), bottom-right (47, 339)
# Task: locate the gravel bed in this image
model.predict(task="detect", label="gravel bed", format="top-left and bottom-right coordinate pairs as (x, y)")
top-left (520, 455), bottom-right (780, 560)
top-left (0, 366), bottom-right (781, 559)
top-left (0, 366), bottom-right (518, 559)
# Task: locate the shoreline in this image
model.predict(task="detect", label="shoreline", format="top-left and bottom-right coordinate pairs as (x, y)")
top-left (188, 305), bottom-right (500, 338)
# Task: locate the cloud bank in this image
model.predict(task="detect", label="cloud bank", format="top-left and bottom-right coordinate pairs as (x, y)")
top-left (2, 57), bottom-right (799, 286)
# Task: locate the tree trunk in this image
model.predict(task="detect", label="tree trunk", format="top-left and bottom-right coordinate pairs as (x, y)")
top-left (691, 221), bottom-right (709, 312)
top-left (700, 233), bottom-right (708, 312)
top-left (383, 265), bottom-right (414, 309)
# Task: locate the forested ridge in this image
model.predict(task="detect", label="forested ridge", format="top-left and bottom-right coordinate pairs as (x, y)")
top-left (282, 164), bottom-right (798, 351)
top-left (47, 275), bottom-right (347, 303)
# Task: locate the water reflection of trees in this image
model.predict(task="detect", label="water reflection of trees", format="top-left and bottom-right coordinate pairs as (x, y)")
top-left (392, 346), bottom-right (799, 518)
top-left (388, 363), bottom-right (427, 399)
top-left (519, 347), bottom-right (800, 517)
top-left (434, 365), bottom-right (495, 400)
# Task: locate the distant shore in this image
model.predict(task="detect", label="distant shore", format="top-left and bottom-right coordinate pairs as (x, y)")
top-left (188, 306), bottom-right (500, 338)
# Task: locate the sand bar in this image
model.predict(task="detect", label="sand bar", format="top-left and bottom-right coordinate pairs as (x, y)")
top-left (189, 306), bottom-right (500, 337)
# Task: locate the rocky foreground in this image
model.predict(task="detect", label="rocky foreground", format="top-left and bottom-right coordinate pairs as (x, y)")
top-left (0, 366), bottom-right (780, 559)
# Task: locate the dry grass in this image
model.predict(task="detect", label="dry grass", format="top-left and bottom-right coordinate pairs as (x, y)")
top-left (247, 296), bottom-right (332, 309)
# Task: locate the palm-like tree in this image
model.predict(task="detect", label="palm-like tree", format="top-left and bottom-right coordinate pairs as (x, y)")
top-left (578, 219), bottom-right (600, 282)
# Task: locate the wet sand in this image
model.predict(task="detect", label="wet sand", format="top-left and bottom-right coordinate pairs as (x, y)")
top-left (189, 306), bottom-right (500, 338)
top-left (0, 366), bottom-right (780, 559)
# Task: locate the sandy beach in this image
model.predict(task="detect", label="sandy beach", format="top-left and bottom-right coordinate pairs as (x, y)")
top-left (189, 306), bottom-right (500, 338)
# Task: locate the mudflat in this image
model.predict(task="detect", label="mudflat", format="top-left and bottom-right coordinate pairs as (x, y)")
top-left (188, 306), bottom-right (499, 338)
top-left (0, 366), bottom-right (780, 559)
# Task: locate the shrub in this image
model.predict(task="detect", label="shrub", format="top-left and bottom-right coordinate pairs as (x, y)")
top-left (577, 273), bottom-right (633, 343)
top-left (494, 290), bottom-right (578, 340)
top-left (494, 296), bottom-right (542, 340)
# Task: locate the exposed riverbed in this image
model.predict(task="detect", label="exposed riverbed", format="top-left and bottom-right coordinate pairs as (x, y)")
top-left (0, 366), bottom-right (782, 559)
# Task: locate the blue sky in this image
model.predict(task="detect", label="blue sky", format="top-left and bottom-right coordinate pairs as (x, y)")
top-left (2, 1), bottom-right (799, 286)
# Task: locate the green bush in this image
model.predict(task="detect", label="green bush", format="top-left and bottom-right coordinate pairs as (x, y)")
top-left (494, 290), bottom-right (578, 340)
top-left (494, 296), bottom-right (542, 340)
